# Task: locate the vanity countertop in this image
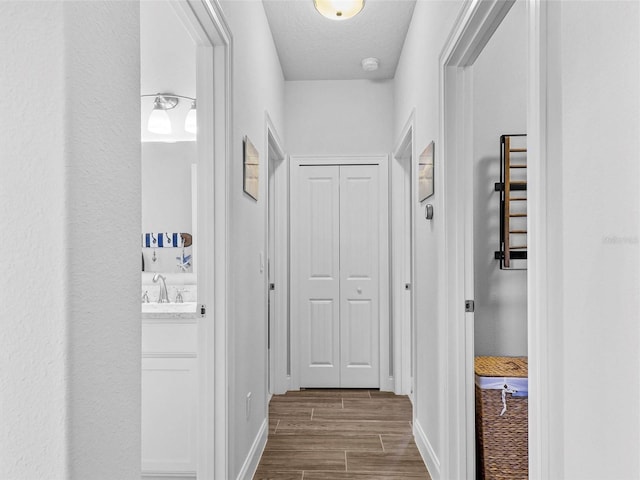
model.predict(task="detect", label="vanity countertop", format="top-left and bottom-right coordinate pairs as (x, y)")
top-left (141, 311), bottom-right (199, 321)
top-left (141, 301), bottom-right (199, 320)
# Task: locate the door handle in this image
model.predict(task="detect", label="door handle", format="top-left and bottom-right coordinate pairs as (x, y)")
top-left (357, 287), bottom-right (362, 294)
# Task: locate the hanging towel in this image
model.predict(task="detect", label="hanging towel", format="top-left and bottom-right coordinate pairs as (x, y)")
top-left (142, 232), bottom-right (184, 247)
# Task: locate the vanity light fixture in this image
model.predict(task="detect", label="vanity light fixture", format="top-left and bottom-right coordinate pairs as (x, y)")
top-left (184, 100), bottom-right (197, 134)
top-left (141, 93), bottom-right (196, 135)
top-left (147, 95), bottom-right (178, 134)
top-left (314, 0), bottom-right (364, 20)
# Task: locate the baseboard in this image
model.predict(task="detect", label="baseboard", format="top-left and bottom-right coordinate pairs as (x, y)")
top-left (414, 419), bottom-right (440, 479)
top-left (236, 419), bottom-right (268, 480)
top-left (141, 473), bottom-right (195, 480)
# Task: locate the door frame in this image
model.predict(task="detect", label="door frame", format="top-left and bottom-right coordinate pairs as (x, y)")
top-left (171, 1), bottom-right (232, 479)
top-left (264, 112), bottom-right (288, 395)
top-left (391, 112), bottom-right (416, 397)
top-left (438, 0), bottom-right (548, 478)
top-left (288, 155), bottom-right (392, 391)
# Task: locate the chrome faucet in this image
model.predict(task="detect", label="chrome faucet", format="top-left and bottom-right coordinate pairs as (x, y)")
top-left (152, 273), bottom-right (170, 303)
top-left (175, 289), bottom-right (185, 303)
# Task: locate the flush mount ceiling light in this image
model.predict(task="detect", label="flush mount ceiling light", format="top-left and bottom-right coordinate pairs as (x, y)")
top-left (314, 0), bottom-right (364, 20)
top-left (141, 93), bottom-right (196, 135)
top-left (361, 57), bottom-right (379, 72)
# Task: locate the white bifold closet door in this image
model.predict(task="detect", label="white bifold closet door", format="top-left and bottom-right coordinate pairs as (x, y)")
top-left (294, 164), bottom-right (379, 388)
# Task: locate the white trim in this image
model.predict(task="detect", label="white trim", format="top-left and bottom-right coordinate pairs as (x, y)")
top-left (293, 155), bottom-right (385, 166)
top-left (438, 1), bottom-right (517, 478)
top-left (378, 154), bottom-right (392, 392)
top-left (142, 472), bottom-right (196, 480)
top-left (414, 418), bottom-right (441, 479)
top-left (170, 2), bottom-right (232, 479)
top-left (235, 419), bottom-right (268, 480)
top-left (264, 113), bottom-right (289, 395)
top-left (391, 111), bottom-right (416, 397)
top-left (289, 155), bottom-right (390, 391)
top-left (142, 352), bottom-right (198, 359)
top-left (526, 0), bottom-right (548, 477)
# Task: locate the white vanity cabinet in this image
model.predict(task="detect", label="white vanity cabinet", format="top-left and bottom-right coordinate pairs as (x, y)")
top-left (141, 319), bottom-right (198, 479)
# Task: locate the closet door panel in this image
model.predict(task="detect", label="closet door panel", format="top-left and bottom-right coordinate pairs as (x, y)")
top-left (339, 165), bottom-right (380, 387)
top-left (293, 165), bottom-right (341, 387)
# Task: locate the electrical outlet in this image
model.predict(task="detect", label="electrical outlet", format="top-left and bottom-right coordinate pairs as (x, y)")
top-left (246, 392), bottom-right (252, 420)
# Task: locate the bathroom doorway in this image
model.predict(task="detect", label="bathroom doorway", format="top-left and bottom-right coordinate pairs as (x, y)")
top-left (140, 1), bottom-right (232, 479)
top-left (439, 0), bottom-right (545, 476)
top-left (471, 2), bottom-right (529, 477)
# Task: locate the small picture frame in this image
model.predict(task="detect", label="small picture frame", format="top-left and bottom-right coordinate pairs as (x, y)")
top-left (243, 136), bottom-right (259, 201)
top-left (418, 141), bottom-right (435, 202)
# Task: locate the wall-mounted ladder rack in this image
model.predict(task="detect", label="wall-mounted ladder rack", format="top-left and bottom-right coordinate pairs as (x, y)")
top-left (494, 134), bottom-right (527, 269)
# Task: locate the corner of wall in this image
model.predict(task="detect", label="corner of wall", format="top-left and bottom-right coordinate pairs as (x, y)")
top-left (414, 418), bottom-right (441, 480)
top-left (235, 419), bottom-right (268, 480)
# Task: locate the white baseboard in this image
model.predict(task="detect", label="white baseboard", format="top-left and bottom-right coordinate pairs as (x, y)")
top-left (141, 473), bottom-right (195, 480)
top-left (414, 419), bottom-right (440, 479)
top-left (236, 419), bottom-right (268, 480)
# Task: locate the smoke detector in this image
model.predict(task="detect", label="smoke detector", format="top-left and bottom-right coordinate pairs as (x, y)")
top-left (361, 57), bottom-right (379, 72)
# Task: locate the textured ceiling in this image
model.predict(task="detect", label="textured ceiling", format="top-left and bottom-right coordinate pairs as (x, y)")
top-left (263, 0), bottom-right (417, 81)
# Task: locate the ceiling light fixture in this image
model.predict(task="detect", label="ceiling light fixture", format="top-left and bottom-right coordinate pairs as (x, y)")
top-left (361, 57), bottom-right (379, 72)
top-left (314, 0), bottom-right (364, 21)
top-left (141, 93), bottom-right (196, 135)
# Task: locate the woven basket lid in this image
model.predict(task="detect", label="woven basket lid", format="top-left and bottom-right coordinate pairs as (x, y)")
top-left (475, 356), bottom-right (528, 378)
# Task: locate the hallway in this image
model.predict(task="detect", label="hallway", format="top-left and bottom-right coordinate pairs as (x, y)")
top-left (254, 390), bottom-right (430, 479)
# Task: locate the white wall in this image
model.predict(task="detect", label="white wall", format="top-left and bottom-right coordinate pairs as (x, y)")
top-left (544, 1), bottom-right (640, 478)
top-left (0, 2), bottom-right (141, 479)
top-left (393, 1), bottom-right (464, 476)
top-left (472, 0), bottom-right (527, 356)
top-left (285, 79), bottom-right (394, 155)
top-left (219, 1), bottom-right (286, 478)
top-left (0, 4), bottom-right (67, 477)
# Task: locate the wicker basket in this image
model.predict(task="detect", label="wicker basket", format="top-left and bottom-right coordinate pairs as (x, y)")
top-left (475, 356), bottom-right (528, 480)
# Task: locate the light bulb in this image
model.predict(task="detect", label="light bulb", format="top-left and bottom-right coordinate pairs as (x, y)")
top-left (148, 102), bottom-right (172, 135)
top-left (184, 101), bottom-right (197, 134)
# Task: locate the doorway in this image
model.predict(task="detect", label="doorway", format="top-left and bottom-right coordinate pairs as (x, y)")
top-left (391, 117), bottom-right (415, 397)
top-left (439, 0), bottom-right (545, 477)
top-left (265, 114), bottom-right (287, 395)
top-left (289, 155), bottom-right (390, 390)
top-left (139, 1), bottom-right (232, 479)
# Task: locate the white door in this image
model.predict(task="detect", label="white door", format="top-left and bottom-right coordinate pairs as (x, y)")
top-left (293, 164), bottom-right (380, 388)
top-left (295, 165), bottom-right (341, 386)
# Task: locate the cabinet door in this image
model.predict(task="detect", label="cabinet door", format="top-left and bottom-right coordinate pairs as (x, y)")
top-left (141, 357), bottom-right (197, 475)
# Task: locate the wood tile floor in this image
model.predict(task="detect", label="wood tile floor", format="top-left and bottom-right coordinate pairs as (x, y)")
top-left (253, 389), bottom-right (431, 480)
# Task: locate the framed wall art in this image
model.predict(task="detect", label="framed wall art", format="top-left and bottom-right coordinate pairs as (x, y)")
top-left (243, 135), bottom-right (259, 201)
top-left (418, 141), bottom-right (434, 202)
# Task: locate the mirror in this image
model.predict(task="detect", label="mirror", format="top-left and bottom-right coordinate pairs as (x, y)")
top-left (141, 0), bottom-right (197, 286)
top-left (141, 142), bottom-right (196, 275)
top-left (418, 141), bottom-right (435, 202)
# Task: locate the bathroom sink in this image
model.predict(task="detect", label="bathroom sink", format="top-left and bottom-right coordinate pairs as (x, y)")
top-left (141, 301), bottom-right (198, 314)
